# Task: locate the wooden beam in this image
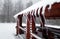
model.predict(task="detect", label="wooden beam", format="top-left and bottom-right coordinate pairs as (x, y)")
top-left (16, 14), bottom-right (24, 35)
top-left (31, 33), bottom-right (42, 39)
top-left (26, 13), bottom-right (31, 39)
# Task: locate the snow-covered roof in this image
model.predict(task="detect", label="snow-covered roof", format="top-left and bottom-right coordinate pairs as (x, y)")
top-left (14, 0), bottom-right (60, 19)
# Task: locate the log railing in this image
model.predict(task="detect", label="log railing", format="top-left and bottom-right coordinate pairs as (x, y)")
top-left (15, 3), bottom-right (60, 38)
top-left (18, 26), bottom-right (42, 39)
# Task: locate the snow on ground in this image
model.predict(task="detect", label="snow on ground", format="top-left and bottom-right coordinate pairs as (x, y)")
top-left (0, 23), bottom-right (60, 39)
top-left (0, 23), bottom-right (16, 39)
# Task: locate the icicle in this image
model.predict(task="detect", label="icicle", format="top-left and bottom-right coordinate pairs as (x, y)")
top-left (41, 0), bottom-right (60, 15)
top-left (36, 8), bottom-right (39, 17)
top-left (42, 6), bottom-right (46, 15)
top-left (38, 7), bottom-right (40, 16)
top-left (31, 10), bottom-right (33, 16)
top-left (34, 9), bottom-right (37, 16)
top-left (48, 4), bottom-right (51, 10)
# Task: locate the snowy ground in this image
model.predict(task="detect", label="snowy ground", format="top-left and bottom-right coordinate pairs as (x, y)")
top-left (0, 23), bottom-right (16, 39)
top-left (0, 23), bottom-right (60, 39)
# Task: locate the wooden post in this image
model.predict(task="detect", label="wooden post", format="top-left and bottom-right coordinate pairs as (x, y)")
top-left (38, 7), bottom-right (49, 39)
top-left (26, 12), bottom-right (36, 39)
top-left (48, 30), bottom-right (54, 39)
top-left (29, 10), bottom-right (36, 39)
top-left (45, 5), bottom-right (54, 39)
top-left (26, 13), bottom-right (31, 39)
top-left (31, 15), bottom-right (36, 39)
top-left (16, 14), bottom-right (24, 35)
top-left (15, 20), bottom-right (19, 35)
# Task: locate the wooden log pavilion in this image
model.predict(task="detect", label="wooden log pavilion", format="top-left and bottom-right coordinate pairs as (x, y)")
top-left (14, 0), bottom-right (60, 39)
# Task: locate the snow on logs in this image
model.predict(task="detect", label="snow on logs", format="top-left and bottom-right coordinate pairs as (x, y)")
top-left (18, 26), bottom-right (42, 39)
top-left (14, 0), bottom-right (60, 19)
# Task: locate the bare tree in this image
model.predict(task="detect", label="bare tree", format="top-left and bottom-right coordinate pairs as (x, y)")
top-left (14, 0), bottom-right (23, 14)
top-left (2, 0), bottom-right (13, 22)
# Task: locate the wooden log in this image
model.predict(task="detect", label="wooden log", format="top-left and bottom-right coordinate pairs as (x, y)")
top-left (31, 15), bottom-right (36, 39)
top-left (26, 13), bottom-right (31, 39)
top-left (45, 2), bottom-right (60, 19)
top-left (16, 14), bottom-right (24, 35)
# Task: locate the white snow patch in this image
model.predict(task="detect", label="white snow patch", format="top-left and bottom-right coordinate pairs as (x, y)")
top-left (0, 23), bottom-right (60, 39)
top-left (0, 23), bottom-right (16, 39)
